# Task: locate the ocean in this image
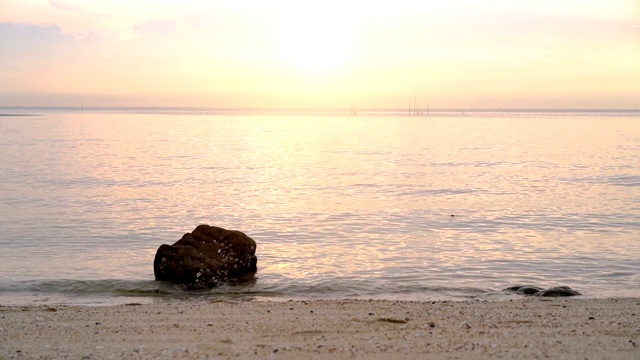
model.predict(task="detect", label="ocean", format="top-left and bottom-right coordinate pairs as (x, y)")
top-left (1, 108), bottom-right (638, 305)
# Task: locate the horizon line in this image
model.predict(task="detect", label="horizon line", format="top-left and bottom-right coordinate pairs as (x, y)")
top-left (1, 106), bottom-right (639, 113)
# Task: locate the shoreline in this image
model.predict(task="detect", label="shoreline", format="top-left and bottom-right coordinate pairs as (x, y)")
top-left (2, 298), bottom-right (638, 359)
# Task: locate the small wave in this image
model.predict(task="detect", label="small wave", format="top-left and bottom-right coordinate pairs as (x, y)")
top-left (566, 174), bottom-right (640, 187)
top-left (0, 279), bottom-right (168, 296)
top-left (0, 277), bottom-right (493, 303)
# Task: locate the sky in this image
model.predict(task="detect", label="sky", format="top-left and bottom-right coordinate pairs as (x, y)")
top-left (1, 0), bottom-right (639, 109)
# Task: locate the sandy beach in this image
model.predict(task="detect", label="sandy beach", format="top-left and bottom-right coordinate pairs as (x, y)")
top-left (1, 298), bottom-right (638, 359)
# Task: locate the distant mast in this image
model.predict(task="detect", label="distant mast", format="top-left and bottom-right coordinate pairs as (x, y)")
top-left (413, 82), bottom-right (418, 115)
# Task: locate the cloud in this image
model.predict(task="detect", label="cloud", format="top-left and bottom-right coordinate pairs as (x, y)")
top-left (0, 22), bottom-right (81, 83)
top-left (48, 0), bottom-right (88, 14)
top-left (134, 19), bottom-right (183, 37)
top-left (0, 22), bottom-right (71, 56)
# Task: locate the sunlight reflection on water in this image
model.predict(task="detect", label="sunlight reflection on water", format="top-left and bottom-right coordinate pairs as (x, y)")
top-left (0, 110), bottom-right (639, 302)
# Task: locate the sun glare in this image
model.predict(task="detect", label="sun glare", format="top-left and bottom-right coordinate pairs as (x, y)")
top-left (278, 11), bottom-right (354, 73)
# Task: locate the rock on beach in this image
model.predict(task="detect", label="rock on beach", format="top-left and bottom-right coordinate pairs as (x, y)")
top-left (505, 285), bottom-right (582, 297)
top-left (153, 225), bottom-right (257, 288)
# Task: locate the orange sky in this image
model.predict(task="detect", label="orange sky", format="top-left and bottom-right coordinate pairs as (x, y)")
top-left (1, 1), bottom-right (639, 108)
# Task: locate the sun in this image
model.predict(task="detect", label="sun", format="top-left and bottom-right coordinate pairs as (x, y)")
top-left (278, 11), bottom-right (354, 73)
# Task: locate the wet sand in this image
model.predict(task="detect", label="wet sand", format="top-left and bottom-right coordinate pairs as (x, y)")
top-left (1, 298), bottom-right (639, 359)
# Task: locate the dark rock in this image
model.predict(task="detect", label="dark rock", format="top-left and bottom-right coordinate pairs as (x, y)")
top-left (505, 285), bottom-right (581, 297)
top-left (534, 286), bottom-right (581, 297)
top-left (505, 285), bottom-right (543, 295)
top-left (153, 225), bottom-right (257, 288)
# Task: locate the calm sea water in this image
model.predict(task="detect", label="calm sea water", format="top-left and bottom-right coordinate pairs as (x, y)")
top-left (1, 108), bottom-right (639, 305)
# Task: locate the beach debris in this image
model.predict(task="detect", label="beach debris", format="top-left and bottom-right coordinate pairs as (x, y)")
top-left (377, 317), bottom-right (408, 324)
top-left (153, 224), bottom-right (257, 289)
top-left (504, 285), bottom-right (581, 297)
